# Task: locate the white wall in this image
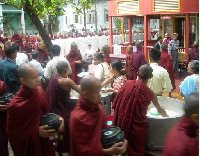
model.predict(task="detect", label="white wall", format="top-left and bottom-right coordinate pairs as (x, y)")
top-left (58, 1), bottom-right (108, 33)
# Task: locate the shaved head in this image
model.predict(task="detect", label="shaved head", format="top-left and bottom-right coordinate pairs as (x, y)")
top-left (18, 63), bottom-right (36, 78)
top-left (126, 45), bottom-right (133, 54)
top-left (56, 61), bottom-right (69, 75)
top-left (184, 93), bottom-right (199, 117)
top-left (80, 75), bottom-right (100, 92)
top-left (138, 64), bottom-right (153, 80)
top-left (80, 75), bottom-right (101, 104)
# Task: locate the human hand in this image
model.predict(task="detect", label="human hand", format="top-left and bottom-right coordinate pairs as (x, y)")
top-left (75, 60), bottom-right (82, 64)
top-left (103, 139), bottom-right (128, 155)
top-left (58, 117), bottom-right (64, 132)
top-left (158, 108), bottom-right (169, 117)
top-left (0, 104), bottom-right (7, 111)
top-left (39, 125), bottom-right (57, 138)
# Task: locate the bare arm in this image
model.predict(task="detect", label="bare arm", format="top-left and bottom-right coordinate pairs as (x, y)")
top-left (67, 79), bottom-right (81, 94)
top-left (151, 93), bottom-right (168, 117)
top-left (101, 77), bottom-right (113, 88)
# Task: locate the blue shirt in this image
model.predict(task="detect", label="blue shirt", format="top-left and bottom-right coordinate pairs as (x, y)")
top-left (179, 74), bottom-right (199, 97)
top-left (0, 58), bottom-right (20, 93)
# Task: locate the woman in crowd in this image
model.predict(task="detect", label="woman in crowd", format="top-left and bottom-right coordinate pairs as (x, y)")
top-left (93, 53), bottom-right (110, 83)
top-left (179, 60), bottom-right (199, 98)
top-left (101, 60), bottom-right (127, 93)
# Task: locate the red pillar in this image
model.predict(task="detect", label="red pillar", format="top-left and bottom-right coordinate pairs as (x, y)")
top-left (109, 16), bottom-right (113, 53)
top-left (144, 15), bottom-right (148, 61)
top-left (185, 14), bottom-right (189, 61)
top-left (128, 17), bottom-right (133, 44)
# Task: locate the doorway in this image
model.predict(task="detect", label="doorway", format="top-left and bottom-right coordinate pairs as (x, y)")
top-left (174, 17), bottom-right (185, 47)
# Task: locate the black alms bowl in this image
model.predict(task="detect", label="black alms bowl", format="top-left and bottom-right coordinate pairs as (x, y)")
top-left (40, 113), bottom-right (62, 130)
top-left (0, 93), bottom-right (13, 105)
top-left (101, 126), bottom-right (124, 149)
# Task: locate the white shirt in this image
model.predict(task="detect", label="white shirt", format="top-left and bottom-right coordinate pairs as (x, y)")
top-left (16, 52), bottom-right (29, 66)
top-left (29, 59), bottom-right (44, 76)
top-left (147, 63), bottom-right (173, 95)
top-left (44, 56), bottom-right (72, 79)
top-left (94, 62), bottom-right (110, 82)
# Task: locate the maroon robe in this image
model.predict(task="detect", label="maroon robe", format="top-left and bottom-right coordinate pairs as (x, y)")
top-left (189, 48), bottom-right (199, 61)
top-left (37, 49), bottom-right (48, 64)
top-left (159, 50), bottom-right (176, 90)
top-left (163, 117), bottom-right (198, 156)
top-left (125, 52), bottom-right (146, 80)
top-left (45, 78), bottom-right (72, 153)
top-left (113, 80), bottom-right (154, 156)
top-left (7, 85), bottom-right (55, 156)
top-left (66, 51), bottom-right (82, 83)
top-left (70, 98), bottom-right (106, 156)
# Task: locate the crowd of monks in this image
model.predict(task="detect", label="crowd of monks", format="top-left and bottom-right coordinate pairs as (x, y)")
top-left (0, 32), bottom-right (199, 156)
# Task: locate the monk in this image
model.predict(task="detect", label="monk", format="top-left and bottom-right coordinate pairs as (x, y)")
top-left (7, 63), bottom-right (64, 156)
top-left (37, 41), bottom-right (49, 66)
top-left (70, 75), bottom-right (128, 156)
top-left (125, 43), bottom-right (146, 80)
top-left (159, 43), bottom-right (176, 93)
top-left (163, 93), bottom-right (198, 156)
top-left (45, 61), bottom-right (80, 155)
top-left (113, 64), bottom-right (168, 156)
top-left (66, 42), bottom-right (82, 83)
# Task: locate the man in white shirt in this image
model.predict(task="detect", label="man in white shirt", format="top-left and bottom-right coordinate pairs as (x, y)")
top-left (93, 53), bottom-right (110, 82)
top-left (147, 48), bottom-right (173, 95)
top-left (44, 45), bottom-right (71, 79)
top-left (29, 50), bottom-right (44, 76)
top-left (13, 43), bottom-right (29, 66)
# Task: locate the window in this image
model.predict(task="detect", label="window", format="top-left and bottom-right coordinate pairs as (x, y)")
top-left (87, 11), bottom-right (95, 24)
top-left (118, 0), bottom-right (139, 14)
top-left (74, 14), bottom-right (79, 23)
top-left (154, 0), bottom-right (179, 12)
top-left (105, 10), bottom-right (108, 22)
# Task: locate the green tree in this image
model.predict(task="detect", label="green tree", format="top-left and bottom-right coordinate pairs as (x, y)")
top-left (71, 0), bottom-right (95, 32)
top-left (114, 17), bottom-right (122, 33)
top-left (3, 0), bottom-right (69, 55)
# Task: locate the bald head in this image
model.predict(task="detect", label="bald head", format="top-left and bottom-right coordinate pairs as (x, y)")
top-left (184, 93), bottom-right (199, 117)
top-left (138, 64), bottom-right (153, 80)
top-left (126, 45), bottom-right (133, 54)
top-left (71, 42), bottom-right (77, 49)
top-left (80, 75), bottom-right (100, 92)
top-left (56, 61), bottom-right (69, 75)
top-left (18, 63), bottom-right (36, 78)
top-left (102, 45), bottom-right (110, 53)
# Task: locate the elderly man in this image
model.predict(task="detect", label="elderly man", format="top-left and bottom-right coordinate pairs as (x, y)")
top-left (66, 42), bottom-right (82, 83)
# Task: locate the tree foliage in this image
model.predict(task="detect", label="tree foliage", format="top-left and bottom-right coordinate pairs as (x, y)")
top-left (5, 0), bottom-right (69, 17)
top-left (70, 0), bottom-right (95, 14)
top-left (0, 0), bottom-right (70, 55)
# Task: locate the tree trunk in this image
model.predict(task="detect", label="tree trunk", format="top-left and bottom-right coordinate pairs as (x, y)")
top-left (24, 1), bottom-right (52, 57)
top-left (83, 8), bottom-right (86, 33)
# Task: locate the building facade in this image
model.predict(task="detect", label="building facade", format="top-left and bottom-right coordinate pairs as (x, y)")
top-left (0, 3), bottom-right (37, 35)
top-left (108, 0), bottom-right (199, 60)
top-left (58, 0), bottom-right (109, 33)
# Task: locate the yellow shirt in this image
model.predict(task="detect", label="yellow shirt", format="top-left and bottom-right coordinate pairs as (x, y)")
top-left (148, 63), bottom-right (173, 95)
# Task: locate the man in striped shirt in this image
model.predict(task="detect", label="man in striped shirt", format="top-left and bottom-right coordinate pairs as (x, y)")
top-left (168, 33), bottom-right (180, 76)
